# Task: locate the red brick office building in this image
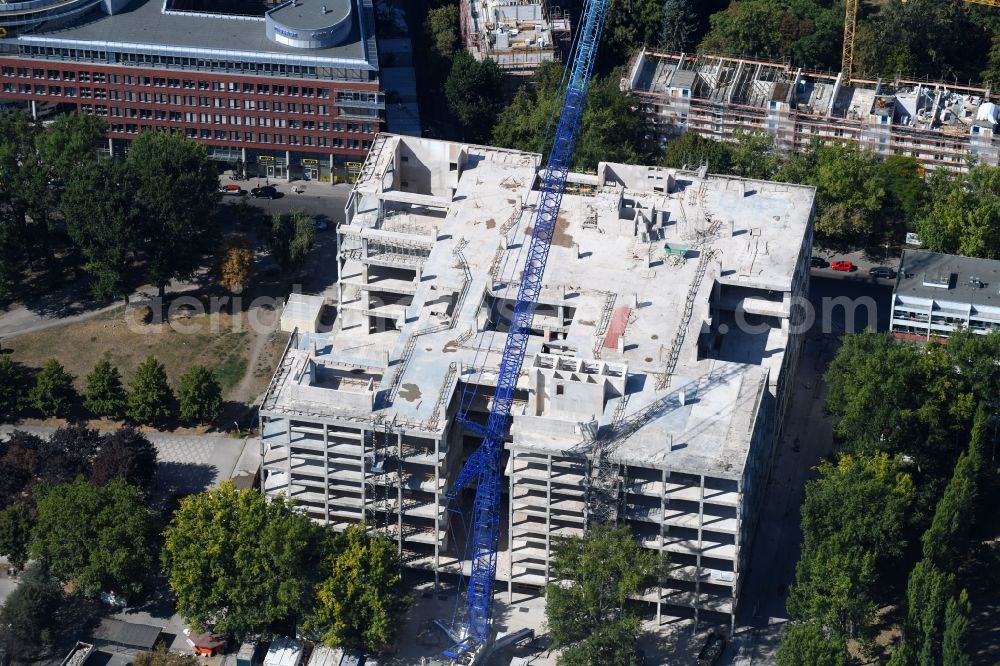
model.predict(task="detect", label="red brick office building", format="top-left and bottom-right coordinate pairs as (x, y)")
top-left (0, 0), bottom-right (384, 182)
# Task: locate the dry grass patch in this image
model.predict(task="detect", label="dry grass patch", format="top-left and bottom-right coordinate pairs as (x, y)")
top-left (6, 307), bottom-right (260, 402)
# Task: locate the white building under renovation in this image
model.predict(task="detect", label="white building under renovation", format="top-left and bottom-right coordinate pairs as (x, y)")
top-left (459, 0), bottom-right (571, 74)
top-left (259, 133), bottom-right (816, 625)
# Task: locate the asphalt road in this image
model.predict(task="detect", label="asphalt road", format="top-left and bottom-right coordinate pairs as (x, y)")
top-left (808, 273), bottom-right (894, 334)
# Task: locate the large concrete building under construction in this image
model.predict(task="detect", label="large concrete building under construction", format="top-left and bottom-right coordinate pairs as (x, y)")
top-left (258, 133), bottom-right (815, 625)
top-left (623, 49), bottom-right (1000, 173)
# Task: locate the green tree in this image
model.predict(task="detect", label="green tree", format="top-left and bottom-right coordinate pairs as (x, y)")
top-left (942, 590), bottom-right (971, 666)
top-left (84, 359), bottom-right (128, 418)
top-left (268, 209), bottom-right (315, 271)
top-left (0, 562), bottom-right (64, 662)
top-left (31, 478), bottom-right (156, 599)
top-left (0, 111), bottom-right (39, 299)
top-left (571, 76), bottom-right (644, 170)
top-left (127, 355), bottom-right (174, 425)
top-left (788, 454), bottom-right (913, 640)
top-left (126, 130), bottom-right (220, 297)
top-left (0, 354), bottom-right (27, 420)
top-left (90, 426), bottom-right (158, 490)
top-left (545, 523), bottom-right (662, 665)
top-left (896, 559), bottom-right (954, 666)
top-left (603, 0), bottom-right (664, 63)
top-left (36, 112), bottom-right (106, 185)
top-left (797, 142), bottom-right (886, 243)
top-left (161, 482), bottom-right (324, 637)
top-left (776, 622), bottom-right (848, 666)
top-left (982, 33), bottom-right (1000, 91)
top-left (917, 164), bottom-right (1000, 259)
top-left (880, 155), bottom-right (927, 231)
top-left (177, 365), bottom-right (223, 423)
top-left (658, 0), bottom-right (699, 52)
top-left (492, 63), bottom-right (644, 171)
top-left (425, 5), bottom-right (459, 60)
top-left (0, 502), bottom-right (34, 568)
top-left (28, 359), bottom-right (76, 418)
top-left (661, 132), bottom-right (735, 173)
top-left (445, 51), bottom-right (505, 142)
top-left (304, 524), bottom-right (409, 653)
top-left (824, 332), bottom-right (924, 452)
top-left (920, 446), bottom-right (979, 569)
top-left (558, 616), bottom-right (642, 666)
top-left (63, 160), bottom-right (138, 301)
top-left (730, 130), bottom-right (778, 180)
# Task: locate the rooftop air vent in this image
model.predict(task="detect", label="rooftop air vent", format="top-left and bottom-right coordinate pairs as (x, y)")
top-left (922, 273), bottom-right (953, 289)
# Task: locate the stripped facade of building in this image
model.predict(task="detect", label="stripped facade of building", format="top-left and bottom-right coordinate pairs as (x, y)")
top-left (623, 49), bottom-right (1000, 173)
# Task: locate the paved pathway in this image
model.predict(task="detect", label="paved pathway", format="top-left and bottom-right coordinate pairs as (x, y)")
top-left (0, 425), bottom-right (256, 497)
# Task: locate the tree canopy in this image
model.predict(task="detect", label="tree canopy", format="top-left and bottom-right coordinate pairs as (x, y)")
top-left (445, 51), bottom-right (505, 142)
top-left (177, 365), bottom-right (223, 423)
top-left (126, 130), bottom-right (220, 296)
top-left (304, 524), bottom-right (409, 653)
top-left (917, 164), bottom-right (1000, 259)
top-left (161, 482), bottom-right (324, 637)
top-left (127, 355), bottom-right (174, 425)
top-left (90, 426), bottom-right (158, 491)
top-left (63, 160), bottom-right (138, 301)
top-left (492, 62), bottom-right (645, 172)
top-left (28, 359), bottom-right (76, 418)
top-left (0, 562), bottom-right (65, 663)
top-left (84, 359), bottom-right (128, 419)
top-left (31, 477), bottom-right (156, 599)
top-left (545, 523), bottom-right (662, 665)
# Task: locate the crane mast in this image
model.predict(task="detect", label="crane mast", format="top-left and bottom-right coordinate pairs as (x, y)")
top-left (442, 0), bottom-right (611, 656)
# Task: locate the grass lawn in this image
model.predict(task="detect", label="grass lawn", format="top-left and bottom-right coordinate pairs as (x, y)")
top-left (5, 306), bottom-right (287, 404)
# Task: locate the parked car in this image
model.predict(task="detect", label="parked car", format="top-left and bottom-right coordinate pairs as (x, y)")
top-left (697, 632), bottom-right (726, 666)
top-left (831, 260), bottom-right (855, 272)
top-left (809, 256), bottom-right (828, 268)
top-left (250, 185), bottom-right (278, 199)
top-left (869, 266), bottom-right (896, 279)
top-left (219, 183), bottom-right (245, 196)
top-left (312, 219), bottom-right (329, 231)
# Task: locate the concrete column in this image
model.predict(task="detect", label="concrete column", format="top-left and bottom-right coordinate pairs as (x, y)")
top-left (330, 153), bottom-right (334, 186)
top-left (108, 137), bottom-right (113, 157)
top-left (507, 449), bottom-right (516, 603)
top-left (434, 434), bottom-right (440, 590)
top-left (544, 454), bottom-right (552, 581)
top-left (694, 474), bottom-right (706, 629)
top-left (286, 150), bottom-right (292, 181)
top-left (324, 424), bottom-right (330, 527)
top-left (285, 419), bottom-right (292, 495)
top-left (359, 426), bottom-right (366, 521)
top-left (30, 100), bottom-right (37, 120)
top-left (397, 431), bottom-right (403, 555)
top-left (657, 467), bottom-right (667, 625)
top-left (241, 146), bottom-right (246, 166)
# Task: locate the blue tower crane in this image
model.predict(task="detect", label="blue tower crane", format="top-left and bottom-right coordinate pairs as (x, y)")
top-left (441, 0), bottom-right (611, 657)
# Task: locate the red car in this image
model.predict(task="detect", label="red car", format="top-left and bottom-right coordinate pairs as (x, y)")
top-left (831, 260), bottom-right (854, 272)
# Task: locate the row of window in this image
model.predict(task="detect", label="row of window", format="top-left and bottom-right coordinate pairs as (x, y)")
top-left (75, 104), bottom-right (374, 132)
top-left (1, 67), bottom-right (335, 97)
top-left (15, 46), bottom-right (371, 83)
top-left (1, 82), bottom-right (379, 119)
top-left (105, 122), bottom-right (370, 149)
top-left (1, 68), bottom-right (380, 101)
